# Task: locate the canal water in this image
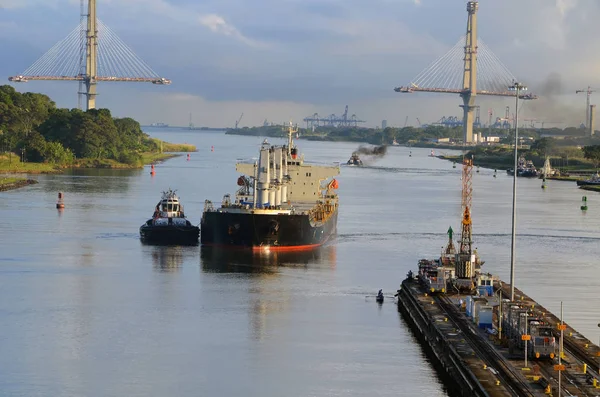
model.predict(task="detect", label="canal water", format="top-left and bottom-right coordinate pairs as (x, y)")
top-left (1, 128), bottom-right (599, 396)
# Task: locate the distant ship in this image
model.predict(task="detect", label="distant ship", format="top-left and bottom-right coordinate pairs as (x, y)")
top-left (149, 122), bottom-right (169, 127)
top-left (200, 123), bottom-right (340, 251)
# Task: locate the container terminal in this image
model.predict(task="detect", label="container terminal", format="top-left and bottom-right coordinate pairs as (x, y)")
top-left (396, 158), bottom-right (600, 397)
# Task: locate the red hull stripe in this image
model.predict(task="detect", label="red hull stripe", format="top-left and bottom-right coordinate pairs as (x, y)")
top-left (202, 242), bottom-right (325, 252)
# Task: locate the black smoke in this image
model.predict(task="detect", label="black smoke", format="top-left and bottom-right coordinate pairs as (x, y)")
top-left (355, 144), bottom-right (387, 157)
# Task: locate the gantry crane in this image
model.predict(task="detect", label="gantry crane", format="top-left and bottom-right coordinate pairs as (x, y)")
top-left (235, 113), bottom-right (244, 129)
top-left (452, 155), bottom-right (484, 291)
top-left (576, 86), bottom-right (597, 129)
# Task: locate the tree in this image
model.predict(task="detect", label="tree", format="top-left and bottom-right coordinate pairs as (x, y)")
top-left (582, 145), bottom-right (600, 169)
top-left (531, 137), bottom-right (555, 156)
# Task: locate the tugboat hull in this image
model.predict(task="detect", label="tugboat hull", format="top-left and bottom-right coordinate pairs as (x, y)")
top-left (140, 224), bottom-right (199, 245)
top-left (201, 210), bottom-right (337, 251)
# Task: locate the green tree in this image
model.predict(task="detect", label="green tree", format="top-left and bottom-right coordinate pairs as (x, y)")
top-left (582, 145), bottom-right (600, 168)
top-left (530, 137), bottom-right (555, 156)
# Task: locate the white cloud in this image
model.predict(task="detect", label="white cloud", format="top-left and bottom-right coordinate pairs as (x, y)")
top-left (198, 13), bottom-right (266, 48)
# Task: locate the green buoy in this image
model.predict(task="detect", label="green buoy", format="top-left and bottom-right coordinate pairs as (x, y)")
top-left (581, 196), bottom-right (588, 211)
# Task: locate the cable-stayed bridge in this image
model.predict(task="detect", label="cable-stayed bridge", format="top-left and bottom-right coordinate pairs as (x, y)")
top-left (8, 0), bottom-right (170, 111)
top-left (394, 1), bottom-right (537, 143)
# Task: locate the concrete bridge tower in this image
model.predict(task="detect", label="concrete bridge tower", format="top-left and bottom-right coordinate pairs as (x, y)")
top-left (460, 1), bottom-right (478, 144)
top-left (84, 0), bottom-right (98, 110)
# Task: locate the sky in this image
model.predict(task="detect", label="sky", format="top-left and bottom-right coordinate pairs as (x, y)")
top-left (0, 0), bottom-right (599, 128)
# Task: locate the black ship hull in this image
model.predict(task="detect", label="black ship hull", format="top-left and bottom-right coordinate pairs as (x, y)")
top-left (200, 209), bottom-right (337, 251)
top-left (140, 223), bottom-right (199, 245)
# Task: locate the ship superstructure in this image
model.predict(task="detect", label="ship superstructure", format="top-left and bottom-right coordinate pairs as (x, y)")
top-left (201, 122), bottom-right (340, 251)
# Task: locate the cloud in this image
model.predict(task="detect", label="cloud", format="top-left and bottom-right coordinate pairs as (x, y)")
top-left (4, 0), bottom-right (600, 129)
top-left (198, 13), bottom-right (265, 47)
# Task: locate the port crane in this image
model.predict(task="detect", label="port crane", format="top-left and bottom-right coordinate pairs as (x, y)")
top-left (235, 113), bottom-right (244, 129)
top-left (576, 86), bottom-right (597, 129)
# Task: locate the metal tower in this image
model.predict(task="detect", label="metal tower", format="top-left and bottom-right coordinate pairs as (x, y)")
top-left (459, 157), bottom-right (473, 257)
top-left (460, 1), bottom-right (478, 144)
top-left (9, 0), bottom-right (170, 110)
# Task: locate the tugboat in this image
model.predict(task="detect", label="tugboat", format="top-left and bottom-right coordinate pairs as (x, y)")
top-left (347, 152), bottom-right (363, 166)
top-left (140, 189), bottom-right (199, 245)
top-left (507, 155), bottom-right (539, 177)
top-left (200, 122), bottom-right (340, 251)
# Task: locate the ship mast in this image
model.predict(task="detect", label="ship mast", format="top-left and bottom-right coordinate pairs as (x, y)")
top-left (287, 121), bottom-right (298, 157)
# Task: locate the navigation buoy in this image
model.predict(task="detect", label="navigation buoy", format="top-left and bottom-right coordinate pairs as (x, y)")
top-left (187, 153), bottom-right (190, 161)
top-left (541, 178), bottom-right (547, 189)
top-left (56, 192), bottom-right (65, 209)
top-left (211, 146), bottom-right (214, 152)
top-left (581, 196), bottom-right (588, 211)
top-left (476, 166), bottom-right (480, 173)
top-left (150, 164), bottom-right (156, 176)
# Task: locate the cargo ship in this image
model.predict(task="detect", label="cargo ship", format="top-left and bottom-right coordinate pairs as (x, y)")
top-left (200, 123), bottom-right (340, 251)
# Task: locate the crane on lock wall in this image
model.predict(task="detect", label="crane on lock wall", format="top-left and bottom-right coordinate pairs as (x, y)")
top-left (235, 113), bottom-right (244, 129)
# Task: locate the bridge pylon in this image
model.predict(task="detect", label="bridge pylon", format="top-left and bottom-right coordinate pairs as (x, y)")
top-left (460, 1), bottom-right (478, 144)
top-left (393, 1), bottom-right (537, 144)
top-left (85, 0), bottom-right (98, 110)
top-left (8, 0), bottom-right (171, 110)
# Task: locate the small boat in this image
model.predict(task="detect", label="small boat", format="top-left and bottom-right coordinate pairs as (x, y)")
top-left (391, 139), bottom-right (400, 146)
top-left (577, 172), bottom-right (600, 186)
top-left (140, 189), bottom-right (199, 245)
top-left (429, 150), bottom-right (435, 157)
top-left (376, 290), bottom-right (384, 303)
top-left (347, 152), bottom-right (363, 166)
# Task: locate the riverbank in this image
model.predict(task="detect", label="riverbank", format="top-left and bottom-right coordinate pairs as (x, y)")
top-left (0, 177), bottom-right (38, 192)
top-left (0, 139), bottom-right (195, 174)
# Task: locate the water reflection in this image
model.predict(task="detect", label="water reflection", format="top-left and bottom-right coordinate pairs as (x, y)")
top-left (147, 245), bottom-right (198, 272)
top-left (40, 168), bottom-right (142, 194)
top-left (200, 245), bottom-right (338, 274)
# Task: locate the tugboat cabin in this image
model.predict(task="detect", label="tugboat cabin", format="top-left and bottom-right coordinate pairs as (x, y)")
top-left (154, 190), bottom-right (185, 218)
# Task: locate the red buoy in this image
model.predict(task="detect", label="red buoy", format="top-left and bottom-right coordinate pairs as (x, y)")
top-left (150, 164), bottom-right (156, 176)
top-left (56, 192), bottom-right (65, 209)
top-left (211, 146), bottom-right (214, 152)
top-left (187, 153), bottom-right (190, 161)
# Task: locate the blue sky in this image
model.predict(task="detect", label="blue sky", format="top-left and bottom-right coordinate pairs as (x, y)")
top-left (1, 0), bottom-right (597, 128)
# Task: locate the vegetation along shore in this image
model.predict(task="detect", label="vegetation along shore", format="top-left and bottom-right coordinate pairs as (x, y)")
top-left (0, 86), bottom-right (195, 189)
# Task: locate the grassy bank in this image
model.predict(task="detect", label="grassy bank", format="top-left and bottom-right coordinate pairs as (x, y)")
top-left (0, 177), bottom-right (38, 191)
top-left (0, 154), bottom-right (62, 174)
top-left (0, 140), bottom-right (195, 173)
top-left (151, 139), bottom-right (196, 152)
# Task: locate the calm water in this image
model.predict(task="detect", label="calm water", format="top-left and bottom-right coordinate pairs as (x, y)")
top-left (1, 128), bottom-right (599, 396)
